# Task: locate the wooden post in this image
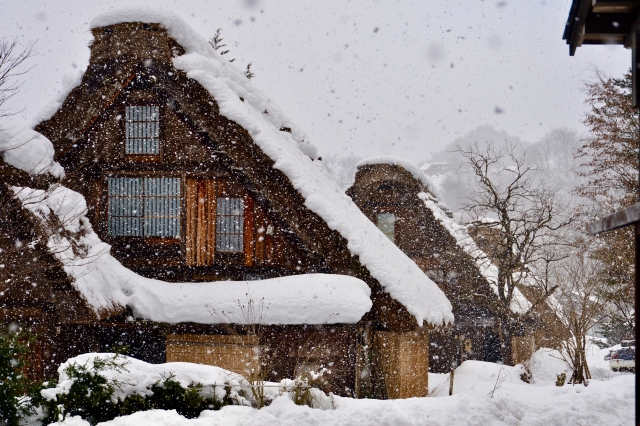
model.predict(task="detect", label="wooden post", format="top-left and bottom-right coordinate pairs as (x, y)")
top-left (448, 365), bottom-right (455, 396)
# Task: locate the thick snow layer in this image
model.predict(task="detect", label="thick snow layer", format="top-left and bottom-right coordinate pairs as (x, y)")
top-left (44, 353), bottom-right (335, 411)
top-left (15, 186), bottom-right (371, 325)
top-left (0, 126), bottom-right (64, 177)
top-left (357, 156), bottom-right (445, 202)
top-left (50, 350), bottom-right (635, 426)
top-left (418, 192), bottom-right (532, 314)
top-left (86, 8), bottom-right (453, 326)
top-left (42, 353), bottom-right (248, 402)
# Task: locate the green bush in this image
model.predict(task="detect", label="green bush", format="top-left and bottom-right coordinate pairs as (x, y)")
top-left (0, 326), bottom-right (40, 426)
top-left (39, 357), bottom-right (231, 425)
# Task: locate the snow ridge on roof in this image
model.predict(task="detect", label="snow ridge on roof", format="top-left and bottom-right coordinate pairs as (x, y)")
top-left (418, 192), bottom-right (531, 314)
top-left (0, 127), bottom-right (64, 178)
top-left (357, 156), bottom-right (445, 202)
top-left (87, 7), bottom-right (453, 326)
top-left (15, 185), bottom-right (373, 325)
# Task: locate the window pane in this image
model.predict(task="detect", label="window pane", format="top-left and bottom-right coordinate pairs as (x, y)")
top-left (144, 177), bottom-right (181, 237)
top-left (107, 176), bottom-right (181, 238)
top-left (107, 177), bottom-right (143, 236)
top-left (216, 197), bottom-right (244, 252)
top-left (377, 213), bottom-right (396, 242)
top-left (125, 105), bottom-right (160, 154)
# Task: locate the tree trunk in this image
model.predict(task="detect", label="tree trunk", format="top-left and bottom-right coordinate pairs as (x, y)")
top-left (569, 334), bottom-right (591, 384)
top-left (496, 316), bottom-right (515, 366)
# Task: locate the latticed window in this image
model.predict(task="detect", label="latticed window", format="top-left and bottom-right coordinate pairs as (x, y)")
top-left (108, 177), bottom-right (181, 237)
top-left (125, 106), bottom-right (160, 154)
top-left (377, 213), bottom-right (396, 242)
top-left (216, 198), bottom-right (244, 252)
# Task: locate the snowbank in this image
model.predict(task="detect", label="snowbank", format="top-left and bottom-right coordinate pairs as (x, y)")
top-left (50, 354), bottom-right (636, 426)
top-left (81, 8), bottom-right (454, 327)
top-left (15, 186), bottom-right (372, 325)
top-left (356, 156), bottom-right (445, 202)
top-left (42, 353), bottom-right (247, 402)
top-left (0, 126), bottom-right (64, 177)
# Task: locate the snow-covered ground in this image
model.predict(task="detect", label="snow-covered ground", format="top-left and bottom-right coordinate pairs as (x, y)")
top-left (49, 346), bottom-right (635, 426)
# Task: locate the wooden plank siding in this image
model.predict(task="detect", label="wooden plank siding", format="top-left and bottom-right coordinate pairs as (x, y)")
top-left (244, 193), bottom-right (255, 266)
top-left (187, 178), bottom-right (217, 266)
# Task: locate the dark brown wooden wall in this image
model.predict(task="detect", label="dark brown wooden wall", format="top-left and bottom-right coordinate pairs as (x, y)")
top-left (61, 87), bottom-right (323, 281)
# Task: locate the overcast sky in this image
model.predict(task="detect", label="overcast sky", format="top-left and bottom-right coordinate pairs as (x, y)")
top-left (0, 0), bottom-right (630, 162)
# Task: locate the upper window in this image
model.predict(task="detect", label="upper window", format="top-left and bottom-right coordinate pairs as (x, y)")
top-left (108, 177), bottom-right (180, 237)
top-left (216, 197), bottom-right (244, 252)
top-left (125, 106), bottom-right (160, 155)
top-left (377, 213), bottom-right (396, 242)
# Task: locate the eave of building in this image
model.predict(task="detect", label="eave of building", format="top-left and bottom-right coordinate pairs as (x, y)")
top-left (563, 0), bottom-right (640, 55)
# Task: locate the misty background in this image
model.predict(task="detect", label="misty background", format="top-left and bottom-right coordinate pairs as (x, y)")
top-left (0, 0), bottom-right (629, 209)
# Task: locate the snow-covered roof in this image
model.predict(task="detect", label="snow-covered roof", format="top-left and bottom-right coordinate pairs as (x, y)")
top-left (418, 192), bottom-right (532, 314)
top-left (356, 156), bottom-right (445, 202)
top-left (75, 8), bottom-right (453, 327)
top-left (15, 185), bottom-right (372, 325)
top-left (0, 126), bottom-right (64, 178)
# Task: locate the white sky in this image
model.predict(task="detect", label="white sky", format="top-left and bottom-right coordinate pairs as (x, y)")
top-left (0, 0), bottom-right (630, 162)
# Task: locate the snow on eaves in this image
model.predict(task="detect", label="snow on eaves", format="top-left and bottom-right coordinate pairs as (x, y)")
top-left (88, 8), bottom-right (454, 326)
top-left (15, 185), bottom-right (372, 325)
top-left (357, 156), bottom-right (445, 203)
top-left (0, 126), bottom-right (64, 178)
top-left (418, 192), bottom-right (532, 315)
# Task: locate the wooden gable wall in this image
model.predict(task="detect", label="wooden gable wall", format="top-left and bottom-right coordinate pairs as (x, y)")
top-left (53, 81), bottom-right (326, 282)
top-left (348, 164), bottom-right (501, 369)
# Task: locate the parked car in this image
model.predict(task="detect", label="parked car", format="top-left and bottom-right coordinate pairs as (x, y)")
top-left (609, 345), bottom-right (635, 373)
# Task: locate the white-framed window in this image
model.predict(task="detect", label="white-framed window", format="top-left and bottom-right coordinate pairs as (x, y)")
top-left (216, 197), bottom-right (244, 252)
top-left (125, 105), bottom-right (160, 154)
top-left (107, 177), bottom-right (181, 237)
top-left (377, 213), bottom-right (396, 242)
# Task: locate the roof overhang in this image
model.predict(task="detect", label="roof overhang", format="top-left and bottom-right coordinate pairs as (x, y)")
top-left (588, 202), bottom-right (640, 234)
top-left (563, 0), bottom-right (640, 55)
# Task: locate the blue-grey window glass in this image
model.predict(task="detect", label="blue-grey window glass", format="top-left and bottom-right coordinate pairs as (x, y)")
top-left (377, 213), bottom-right (396, 242)
top-left (216, 198), bottom-right (244, 252)
top-left (125, 106), bottom-right (160, 154)
top-left (108, 177), bottom-right (180, 238)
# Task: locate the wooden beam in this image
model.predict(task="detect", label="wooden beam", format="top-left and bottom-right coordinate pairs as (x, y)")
top-left (588, 202), bottom-right (640, 234)
top-left (593, 0), bottom-right (639, 13)
top-left (584, 12), bottom-right (636, 34)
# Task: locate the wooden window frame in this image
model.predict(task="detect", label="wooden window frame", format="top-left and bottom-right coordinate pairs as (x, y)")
top-left (121, 102), bottom-right (163, 162)
top-left (104, 173), bottom-right (181, 240)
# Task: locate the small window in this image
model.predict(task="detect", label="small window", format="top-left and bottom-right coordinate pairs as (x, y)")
top-left (108, 177), bottom-right (180, 237)
top-left (216, 198), bottom-right (244, 252)
top-left (125, 106), bottom-right (160, 154)
top-left (377, 213), bottom-right (396, 242)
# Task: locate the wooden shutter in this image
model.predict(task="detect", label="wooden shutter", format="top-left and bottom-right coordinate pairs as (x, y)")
top-left (185, 178), bottom-right (198, 266)
top-left (186, 178), bottom-right (217, 267)
top-left (244, 193), bottom-right (254, 266)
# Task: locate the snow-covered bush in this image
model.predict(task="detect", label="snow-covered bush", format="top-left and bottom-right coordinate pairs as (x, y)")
top-left (38, 354), bottom-right (238, 425)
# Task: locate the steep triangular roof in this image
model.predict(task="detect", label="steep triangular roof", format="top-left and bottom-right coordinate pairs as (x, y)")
top-left (35, 8), bottom-right (453, 328)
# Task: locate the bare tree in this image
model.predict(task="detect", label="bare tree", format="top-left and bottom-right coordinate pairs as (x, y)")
top-left (553, 251), bottom-right (605, 385)
top-left (457, 142), bottom-right (577, 365)
top-left (0, 38), bottom-right (35, 122)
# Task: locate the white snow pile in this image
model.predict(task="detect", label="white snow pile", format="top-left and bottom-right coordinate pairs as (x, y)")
top-left (41, 353), bottom-right (250, 404)
top-left (42, 353), bottom-right (336, 417)
top-left (14, 185), bottom-right (372, 325)
top-left (49, 348), bottom-right (635, 426)
top-left (357, 156), bottom-right (445, 202)
top-left (85, 8), bottom-right (453, 327)
top-left (0, 126), bottom-right (64, 178)
top-left (418, 192), bottom-right (533, 314)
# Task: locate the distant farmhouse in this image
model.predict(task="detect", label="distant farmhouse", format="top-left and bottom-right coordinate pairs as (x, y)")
top-left (347, 158), bottom-right (566, 367)
top-left (0, 10), bottom-right (453, 399)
